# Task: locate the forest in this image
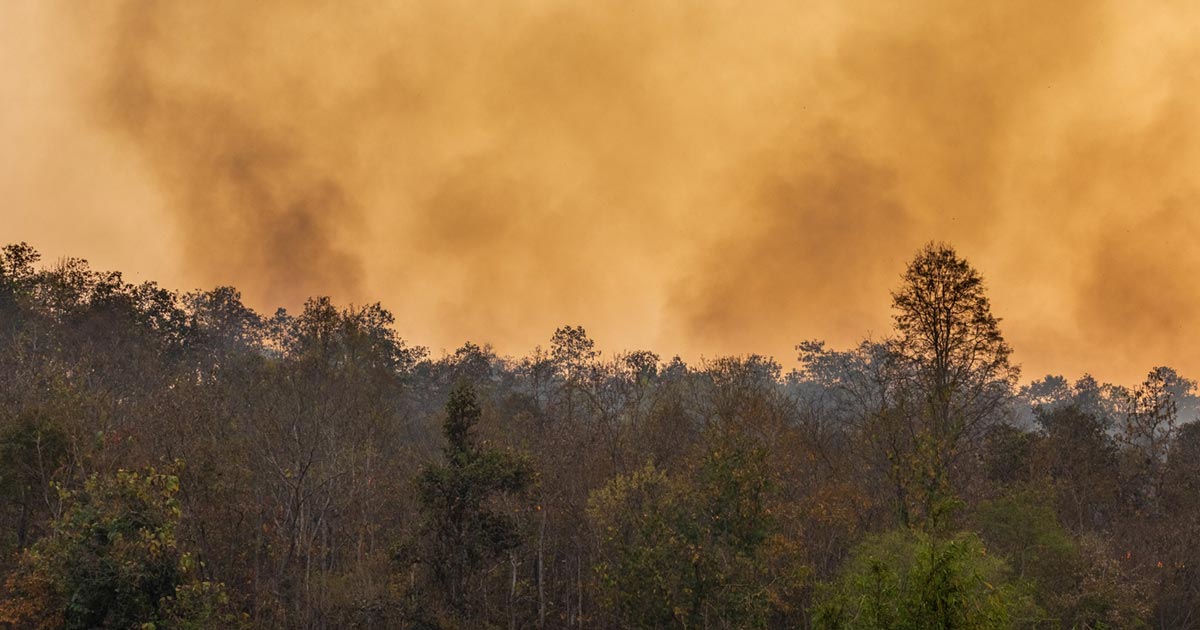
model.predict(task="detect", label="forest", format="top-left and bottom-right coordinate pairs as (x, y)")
top-left (0, 240), bottom-right (1197, 629)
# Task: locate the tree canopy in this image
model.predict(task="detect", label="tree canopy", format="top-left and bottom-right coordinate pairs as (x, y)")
top-left (2, 241), bottom-right (1198, 628)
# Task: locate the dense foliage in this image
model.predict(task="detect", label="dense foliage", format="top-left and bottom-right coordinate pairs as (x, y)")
top-left (1, 241), bottom-right (1198, 628)
top-left (0, 464), bottom-right (238, 629)
top-left (814, 530), bottom-right (1034, 629)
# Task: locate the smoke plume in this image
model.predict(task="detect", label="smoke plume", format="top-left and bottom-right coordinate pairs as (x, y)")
top-left (3, 0), bottom-right (1200, 383)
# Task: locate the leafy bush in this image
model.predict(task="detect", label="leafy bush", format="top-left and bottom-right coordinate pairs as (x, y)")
top-left (814, 529), bottom-right (1038, 629)
top-left (0, 464), bottom-right (241, 629)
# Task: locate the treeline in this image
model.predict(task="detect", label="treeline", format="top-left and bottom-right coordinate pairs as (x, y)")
top-left (0, 241), bottom-right (1197, 629)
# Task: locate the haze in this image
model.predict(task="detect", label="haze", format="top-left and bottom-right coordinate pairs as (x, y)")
top-left (3, 0), bottom-right (1199, 384)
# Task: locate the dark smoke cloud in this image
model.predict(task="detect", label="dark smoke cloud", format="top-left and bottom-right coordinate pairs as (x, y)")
top-left (4, 0), bottom-right (1200, 383)
top-left (101, 2), bottom-right (366, 307)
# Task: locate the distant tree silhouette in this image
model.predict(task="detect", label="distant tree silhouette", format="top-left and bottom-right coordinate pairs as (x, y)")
top-left (890, 242), bottom-right (1019, 527)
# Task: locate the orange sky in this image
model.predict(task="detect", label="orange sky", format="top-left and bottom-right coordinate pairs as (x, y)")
top-left (3, 0), bottom-right (1199, 384)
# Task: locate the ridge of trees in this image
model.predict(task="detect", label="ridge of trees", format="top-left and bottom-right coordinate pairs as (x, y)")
top-left (1, 241), bottom-right (1198, 628)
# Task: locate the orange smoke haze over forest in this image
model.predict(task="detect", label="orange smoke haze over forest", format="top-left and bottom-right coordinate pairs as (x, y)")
top-left (3, 0), bottom-right (1199, 384)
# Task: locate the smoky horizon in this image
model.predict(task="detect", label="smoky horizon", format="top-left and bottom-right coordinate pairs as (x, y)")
top-left (4, 0), bottom-right (1199, 384)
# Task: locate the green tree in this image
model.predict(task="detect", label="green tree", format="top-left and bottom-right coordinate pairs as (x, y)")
top-left (414, 380), bottom-right (535, 621)
top-left (0, 464), bottom-right (238, 629)
top-left (588, 432), bottom-right (800, 629)
top-left (588, 463), bottom-right (688, 628)
top-left (974, 492), bottom-right (1075, 589)
top-left (814, 529), bottom-right (1035, 630)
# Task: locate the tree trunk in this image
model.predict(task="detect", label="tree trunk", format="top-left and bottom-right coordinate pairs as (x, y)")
top-left (538, 509), bottom-right (547, 628)
top-left (510, 552), bottom-right (518, 630)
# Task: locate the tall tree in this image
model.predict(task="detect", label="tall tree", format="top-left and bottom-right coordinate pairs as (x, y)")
top-left (890, 242), bottom-right (1019, 526)
top-left (414, 380), bottom-right (535, 622)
